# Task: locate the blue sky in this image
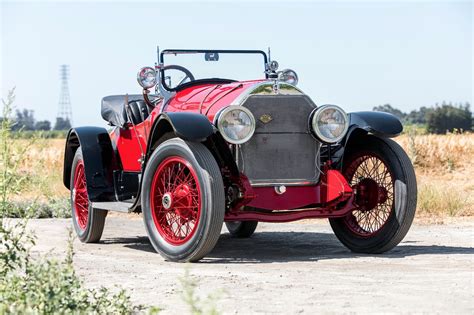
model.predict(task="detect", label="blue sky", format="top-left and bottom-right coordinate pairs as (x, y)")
top-left (1, 0), bottom-right (472, 127)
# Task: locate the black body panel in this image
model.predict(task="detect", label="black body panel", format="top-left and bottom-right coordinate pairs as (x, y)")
top-left (63, 127), bottom-right (117, 202)
top-left (113, 171), bottom-right (140, 201)
top-left (348, 111), bottom-right (403, 137)
top-left (146, 112), bottom-right (215, 154)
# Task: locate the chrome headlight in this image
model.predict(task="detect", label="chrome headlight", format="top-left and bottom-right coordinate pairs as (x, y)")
top-left (279, 69), bottom-right (298, 86)
top-left (311, 105), bottom-right (349, 143)
top-left (137, 67), bottom-right (156, 89)
top-left (217, 106), bottom-right (256, 144)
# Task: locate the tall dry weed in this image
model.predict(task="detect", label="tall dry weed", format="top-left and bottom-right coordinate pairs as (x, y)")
top-left (396, 133), bottom-right (474, 171)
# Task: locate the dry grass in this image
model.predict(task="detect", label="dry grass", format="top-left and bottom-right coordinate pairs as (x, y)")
top-left (12, 133), bottom-right (474, 221)
top-left (396, 133), bottom-right (474, 220)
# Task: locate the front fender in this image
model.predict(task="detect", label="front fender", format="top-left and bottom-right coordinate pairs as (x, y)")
top-left (146, 112), bottom-right (215, 159)
top-left (348, 111), bottom-right (403, 137)
top-left (63, 127), bottom-right (117, 202)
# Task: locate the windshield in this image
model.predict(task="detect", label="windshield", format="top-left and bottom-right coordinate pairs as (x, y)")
top-left (160, 50), bottom-right (268, 90)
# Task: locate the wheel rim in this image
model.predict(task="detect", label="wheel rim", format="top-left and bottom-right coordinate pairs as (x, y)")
top-left (150, 156), bottom-right (202, 245)
top-left (73, 160), bottom-right (89, 230)
top-left (343, 154), bottom-right (394, 237)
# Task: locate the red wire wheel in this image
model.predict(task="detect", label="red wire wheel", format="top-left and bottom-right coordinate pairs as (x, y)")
top-left (150, 156), bottom-right (202, 246)
top-left (343, 153), bottom-right (394, 237)
top-left (73, 159), bottom-right (89, 231)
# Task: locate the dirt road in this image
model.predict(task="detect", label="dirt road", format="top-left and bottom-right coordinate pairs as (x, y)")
top-left (29, 216), bottom-right (473, 314)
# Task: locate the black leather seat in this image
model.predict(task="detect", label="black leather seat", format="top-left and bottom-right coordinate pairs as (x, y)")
top-left (101, 95), bottom-right (151, 127)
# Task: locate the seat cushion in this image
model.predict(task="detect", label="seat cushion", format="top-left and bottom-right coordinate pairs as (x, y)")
top-left (101, 95), bottom-right (145, 127)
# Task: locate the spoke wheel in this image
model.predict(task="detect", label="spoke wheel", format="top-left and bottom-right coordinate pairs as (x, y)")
top-left (150, 156), bottom-right (202, 245)
top-left (142, 138), bottom-right (225, 262)
top-left (343, 154), bottom-right (394, 237)
top-left (73, 160), bottom-right (89, 230)
top-left (70, 149), bottom-right (107, 243)
top-left (329, 135), bottom-right (417, 254)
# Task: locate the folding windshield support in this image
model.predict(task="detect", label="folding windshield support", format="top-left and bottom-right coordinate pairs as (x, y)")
top-left (159, 49), bottom-right (268, 64)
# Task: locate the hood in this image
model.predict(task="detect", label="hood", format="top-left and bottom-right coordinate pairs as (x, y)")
top-left (165, 80), bottom-right (305, 122)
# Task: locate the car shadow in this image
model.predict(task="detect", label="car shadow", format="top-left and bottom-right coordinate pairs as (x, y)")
top-left (103, 231), bottom-right (474, 263)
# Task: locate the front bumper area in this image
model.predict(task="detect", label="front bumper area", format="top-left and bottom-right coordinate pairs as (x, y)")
top-left (225, 169), bottom-right (355, 222)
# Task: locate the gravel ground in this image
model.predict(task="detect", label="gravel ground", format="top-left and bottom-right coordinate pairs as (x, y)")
top-left (28, 216), bottom-right (473, 314)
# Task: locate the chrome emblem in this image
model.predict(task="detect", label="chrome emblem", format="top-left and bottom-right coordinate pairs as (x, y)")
top-left (259, 114), bottom-right (273, 124)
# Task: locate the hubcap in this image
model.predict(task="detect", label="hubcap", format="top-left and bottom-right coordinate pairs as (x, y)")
top-left (162, 193), bottom-right (172, 209)
top-left (150, 156), bottom-right (201, 245)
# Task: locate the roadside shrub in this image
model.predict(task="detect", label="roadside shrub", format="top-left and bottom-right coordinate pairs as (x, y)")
top-left (5, 197), bottom-right (70, 219)
top-left (418, 184), bottom-right (470, 217)
top-left (0, 89), bottom-right (145, 314)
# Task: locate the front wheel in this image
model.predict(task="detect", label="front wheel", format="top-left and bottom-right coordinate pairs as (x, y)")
top-left (329, 135), bottom-right (417, 253)
top-left (141, 138), bottom-right (225, 262)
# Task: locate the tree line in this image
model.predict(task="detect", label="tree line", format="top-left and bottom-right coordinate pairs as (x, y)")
top-left (2, 109), bottom-right (71, 131)
top-left (3, 102), bottom-right (472, 135)
top-left (373, 102), bottom-right (472, 134)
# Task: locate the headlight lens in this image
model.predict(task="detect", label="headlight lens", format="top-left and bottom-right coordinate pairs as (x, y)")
top-left (311, 105), bottom-right (349, 143)
top-left (279, 69), bottom-right (298, 86)
top-left (217, 106), bottom-right (256, 144)
top-left (137, 67), bottom-right (156, 89)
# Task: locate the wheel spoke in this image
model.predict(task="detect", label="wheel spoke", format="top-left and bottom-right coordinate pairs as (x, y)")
top-left (344, 154), bottom-right (394, 237)
top-left (150, 156), bottom-right (202, 245)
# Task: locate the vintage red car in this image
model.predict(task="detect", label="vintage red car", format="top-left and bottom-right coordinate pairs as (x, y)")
top-left (63, 48), bottom-right (417, 262)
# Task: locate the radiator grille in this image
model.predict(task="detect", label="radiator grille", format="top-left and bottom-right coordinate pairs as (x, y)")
top-left (238, 94), bottom-right (320, 186)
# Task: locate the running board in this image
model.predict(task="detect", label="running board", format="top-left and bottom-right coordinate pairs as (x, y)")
top-left (92, 201), bottom-right (133, 213)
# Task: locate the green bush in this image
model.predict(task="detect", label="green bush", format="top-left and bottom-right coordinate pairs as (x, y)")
top-left (0, 89), bottom-right (147, 314)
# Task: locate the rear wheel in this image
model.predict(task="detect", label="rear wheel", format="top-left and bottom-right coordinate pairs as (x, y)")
top-left (141, 138), bottom-right (225, 262)
top-left (225, 221), bottom-right (258, 238)
top-left (329, 135), bottom-right (417, 253)
top-left (70, 149), bottom-right (107, 243)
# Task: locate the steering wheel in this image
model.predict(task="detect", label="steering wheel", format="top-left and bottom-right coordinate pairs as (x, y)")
top-left (162, 65), bottom-right (195, 88)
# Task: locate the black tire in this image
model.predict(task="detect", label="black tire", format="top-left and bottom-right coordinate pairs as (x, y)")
top-left (141, 138), bottom-right (225, 262)
top-left (70, 149), bottom-right (107, 243)
top-left (329, 135), bottom-right (417, 254)
top-left (225, 221), bottom-right (258, 238)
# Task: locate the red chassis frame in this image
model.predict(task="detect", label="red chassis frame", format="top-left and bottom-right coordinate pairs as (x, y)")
top-left (224, 167), bottom-right (355, 223)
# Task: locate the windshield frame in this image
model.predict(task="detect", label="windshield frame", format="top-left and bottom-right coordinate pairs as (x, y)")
top-left (159, 49), bottom-right (269, 91)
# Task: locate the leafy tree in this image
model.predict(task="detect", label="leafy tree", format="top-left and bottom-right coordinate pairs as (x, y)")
top-left (35, 120), bottom-right (51, 131)
top-left (426, 103), bottom-right (472, 134)
top-left (406, 106), bottom-right (431, 124)
top-left (53, 117), bottom-right (71, 130)
top-left (12, 109), bottom-right (35, 131)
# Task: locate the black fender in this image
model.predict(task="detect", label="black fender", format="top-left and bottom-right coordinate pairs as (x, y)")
top-left (145, 112), bottom-right (215, 161)
top-left (331, 111), bottom-right (403, 167)
top-left (63, 127), bottom-right (117, 202)
top-left (125, 112), bottom-right (232, 213)
top-left (348, 111), bottom-right (403, 138)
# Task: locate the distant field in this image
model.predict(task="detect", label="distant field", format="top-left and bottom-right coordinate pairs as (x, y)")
top-left (16, 134), bottom-right (474, 220)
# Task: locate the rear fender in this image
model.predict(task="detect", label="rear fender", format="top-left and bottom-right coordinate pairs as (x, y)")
top-left (63, 127), bottom-right (117, 202)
